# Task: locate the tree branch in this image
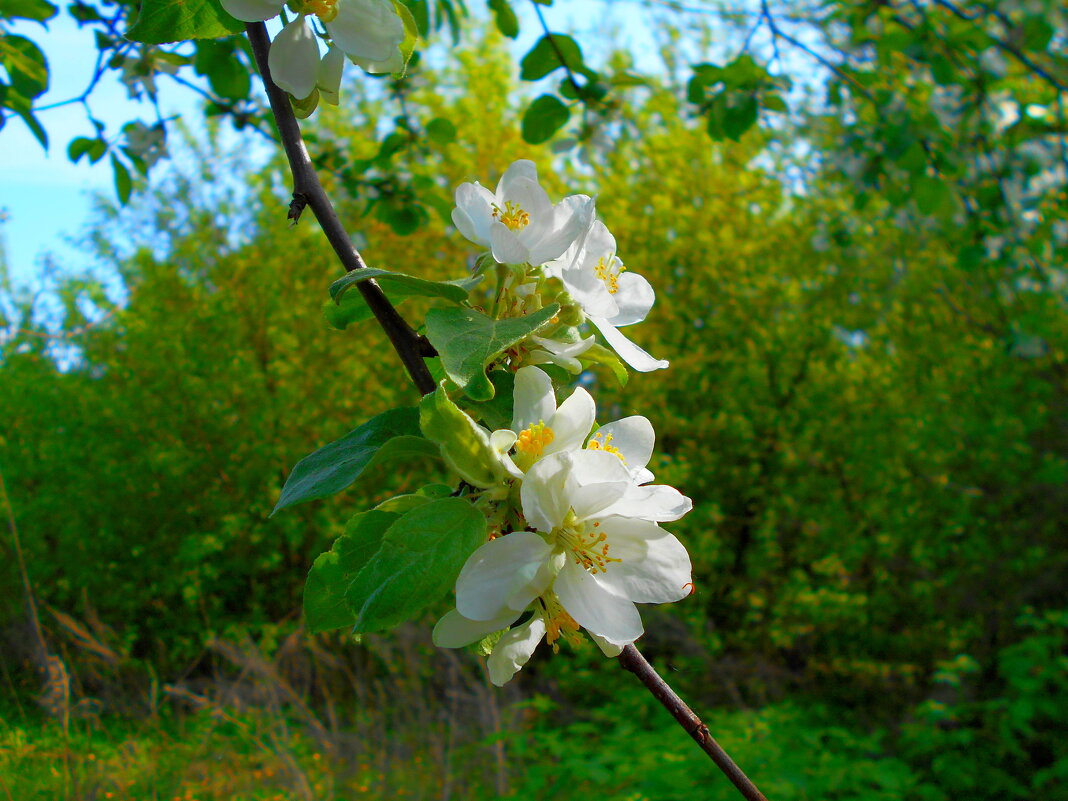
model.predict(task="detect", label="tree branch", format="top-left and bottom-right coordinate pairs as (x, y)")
top-left (247, 20), bottom-right (766, 801)
top-left (245, 22), bottom-right (436, 396)
top-left (619, 645), bottom-right (769, 801)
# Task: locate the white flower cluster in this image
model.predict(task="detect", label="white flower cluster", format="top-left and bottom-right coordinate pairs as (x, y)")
top-left (451, 159), bottom-right (669, 373)
top-left (223, 0), bottom-right (406, 105)
top-left (434, 366), bottom-right (693, 685)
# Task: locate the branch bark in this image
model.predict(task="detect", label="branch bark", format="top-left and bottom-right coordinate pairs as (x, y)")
top-left (245, 22), bottom-right (436, 396)
top-left (245, 21), bottom-right (768, 800)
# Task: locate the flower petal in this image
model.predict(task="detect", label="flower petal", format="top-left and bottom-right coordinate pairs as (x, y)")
top-left (488, 616), bottom-right (547, 686)
top-left (588, 631), bottom-right (623, 657)
top-left (326, 0), bottom-right (404, 63)
top-left (432, 608), bottom-right (520, 648)
top-left (592, 517), bottom-right (692, 604)
top-left (496, 159), bottom-right (539, 194)
top-left (521, 452), bottom-right (572, 532)
top-left (546, 386), bottom-right (595, 456)
top-left (453, 182), bottom-right (496, 245)
top-left (555, 561), bottom-right (643, 646)
top-left (317, 45), bottom-right (345, 105)
top-left (528, 194), bottom-right (595, 266)
top-left (590, 316), bottom-right (669, 372)
top-left (512, 366), bottom-right (556, 432)
top-left (456, 532), bottom-right (554, 620)
top-left (504, 177), bottom-right (553, 242)
top-left (220, 0), bottom-right (282, 22)
top-left (269, 17), bottom-right (320, 100)
top-left (606, 271), bottom-right (655, 327)
top-left (600, 483), bottom-right (693, 522)
top-left (564, 450), bottom-right (632, 521)
top-left (589, 416), bottom-right (655, 477)
top-left (490, 222), bottom-right (530, 265)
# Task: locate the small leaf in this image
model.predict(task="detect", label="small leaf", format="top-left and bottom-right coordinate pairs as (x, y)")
top-left (520, 33), bottom-right (586, 81)
top-left (419, 383), bottom-right (502, 488)
top-left (522, 94), bottom-right (570, 144)
top-left (425, 117), bottom-right (457, 144)
top-left (304, 510), bottom-right (397, 633)
top-left (462, 371), bottom-right (515, 430)
top-left (487, 0), bottom-right (518, 38)
top-left (110, 154), bottom-right (132, 204)
top-left (0, 0), bottom-right (58, 22)
top-left (329, 267), bottom-right (473, 305)
top-left (1, 35), bottom-right (49, 98)
top-left (273, 408), bottom-right (438, 514)
top-left (346, 499), bottom-right (487, 633)
top-left (125, 0), bottom-right (244, 44)
top-left (425, 304), bottom-right (559, 400)
top-left (722, 93), bottom-right (758, 141)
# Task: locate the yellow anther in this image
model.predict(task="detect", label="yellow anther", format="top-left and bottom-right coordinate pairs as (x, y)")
top-left (302, 0), bottom-right (339, 21)
top-left (552, 515), bottom-right (621, 576)
top-left (516, 421), bottom-right (554, 458)
top-left (492, 200), bottom-right (531, 232)
top-left (594, 256), bottom-right (626, 294)
top-left (587, 432), bottom-right (625, 462)
top-left (540, 594), bottom-right (581, 652)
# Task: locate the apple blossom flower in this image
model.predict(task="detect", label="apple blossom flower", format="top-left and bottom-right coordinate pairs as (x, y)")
top-left (451, 160), bottom-right (595, 266)
top-left (221, 0), bottom-right (406, 98)
top-left (448, 450), bottom-right (692, 656)
top-left (547, 219), bottom-right (668, 372)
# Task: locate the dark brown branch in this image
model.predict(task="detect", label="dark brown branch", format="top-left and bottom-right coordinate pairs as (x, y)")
top-left (245, 22), bottom-right (436, 396)
top-left (619, 645), bottom-right (769, 801)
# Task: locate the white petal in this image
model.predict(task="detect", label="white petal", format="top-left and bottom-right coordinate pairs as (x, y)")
top-left (349, 46), bottom-right (404, 75)
top-left (221, 0), bottom-right (282, 22)
top-left (521, 452), bottom-right (572, 532)
top-left (527, 349), bottom-right (583, 374)
top-left (317, 45), bottom-right (345, 105)
top-left (504, 177), bottom-right (553, 242)
top-left (564, 450), bottom-right (632, 521)
top-left (606, 271), bottom-right (656, 327)
top-left (590, 416), bottom-right (654, 477)
top-left (512, 366), bottom-right (556, 432)
top-left (432, 608), bottom-right (520, 648)
top-left (600, 483), bottom-right (693, 522)
top-left (546, 386), bottom-right (595, 456)
top-left (326, 0), bottom-right (404, 63)
top-left (456, 532), bottom-right (554, 621)
top-left (269, 17), bottom-right (320, 100)
top-left (529, 194), bottom-right (596, 266)
top-left (490, 428), bottom-right (518, 454)
top-left (496, 160), bottom-right (539, 195)
top-left (490, 222), bottom-right (530, 265)
top-left (583, 219), bottom-right (617, 262)
top-left (487, 616), bottom-right (546, 685)
top-left (562, 260), bottom-right (617, 318)
top-left (555, 561), bottom-right (643, 645)
top-left (529, 335), bottom-right (596, 359)
top-left (588, 631), bottom-right (624, 657)
top-left (453, 182), bottom-right (496, 245)
top-left (592, 517), bottom-right (692, 604)
top-left (590, 316), bottom-right (669, 372)
top-left (635, 467), bottom-right (655, 485)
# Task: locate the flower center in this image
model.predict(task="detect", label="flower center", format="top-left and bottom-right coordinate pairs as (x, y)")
top-left (294, 0), bottom-right (338, 22)
top-left (553, 518), bottom-right (620, 575)
top-left (516, 421), bottom-right (554, 458)
top-left (594, 256), bottom-right (626, 294)
top-left (492, 200), bottom-right (531, 232)
top-left (587, 431), bottom-right (625, 462)
top-left (539, 593), bottom-right (581, 652)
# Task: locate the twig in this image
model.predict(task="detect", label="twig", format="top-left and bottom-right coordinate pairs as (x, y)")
top-left (244, 22), bottom-right (436, 395)
top-left (246, 19), bottom-right (767, 801)
top-left (619, 645), bottom-right (769, 801)
top-left (530, 1), bottom-right (585, 101)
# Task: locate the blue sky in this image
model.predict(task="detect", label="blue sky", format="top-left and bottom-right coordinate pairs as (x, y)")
top-left (1, 2), bottom-right (735, 289)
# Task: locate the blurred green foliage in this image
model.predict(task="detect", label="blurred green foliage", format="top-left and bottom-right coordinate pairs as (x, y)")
top-left (2, 8), bottom-right (1067, 799)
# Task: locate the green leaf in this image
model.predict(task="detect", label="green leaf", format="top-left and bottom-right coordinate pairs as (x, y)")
top-left (329, 268), bottom-right (472, 305)
top-left (273, 408), bottom-right (439, 514)
top-left (304, 510), bottom-right (397, 633)
top-left (1, 35), bottom-right (49, 99)
top-left (125, 0), bottom-right (244, 45)
top-left (344, 499), bottom-right (486, 633)
top-left (462, 370), bottom-right (515, 430)
top-left (522, 94), bottom-right (570, 144)
top-left (425, 304), bottom-right (559, 401)
top-left (419, 383), bottom-right (502, 488)
top-left (110, 155), bottom-right (132, 205)
top-left (520, 33), bottom-right (586, 81)
top-left (193, 39), bottom-right (250, 102)
top-left (914, 175), bottom-right (956, 217)
top-left (373, 483), bottom-right (451, 514)
top-left (487, 0), bottom-right (518, 38)
top-left (425, 117), bottom-right (457, 144)
top-left (582, 343), bottom-right (629, 386)
top-left (722, 93), bottom-right (758, 141)
top-left (0, 0), bottom-right (57, 23)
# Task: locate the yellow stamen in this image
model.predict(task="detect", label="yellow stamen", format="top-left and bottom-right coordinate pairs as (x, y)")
top-left (302, 0), bottom-right (339, 21)
top-left (540, 594), bottom-right (581, 652)
top-left (492, 200), bottom-right (531, 232)
top-left (594, 256), bottom-right (626, 294)
top-left (587, 432), bottom-right (625, 462)
top-left (516, 421), bottom-right (554, 458)
top-left (553, 517), bottom-right (621, 575)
